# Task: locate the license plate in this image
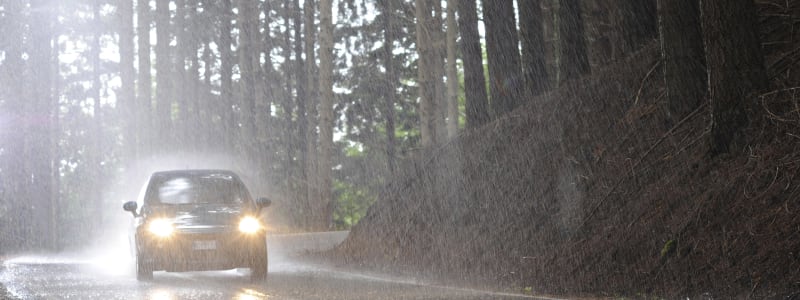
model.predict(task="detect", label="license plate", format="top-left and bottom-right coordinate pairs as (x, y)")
top-left (192, 240), bottom-right (217, 250)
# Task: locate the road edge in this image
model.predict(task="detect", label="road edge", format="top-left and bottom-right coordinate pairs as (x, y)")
top-left (0, 259), bottom-right (19, 300)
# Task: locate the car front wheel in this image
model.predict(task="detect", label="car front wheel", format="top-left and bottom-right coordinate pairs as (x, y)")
top-left (249, 245), bottom-right (268, 281)
top-left (136, 248), bottom-right (154, 281)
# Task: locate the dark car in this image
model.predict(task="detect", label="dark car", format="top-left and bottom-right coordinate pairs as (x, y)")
top-left (122, 169), bottom-right (271, 281)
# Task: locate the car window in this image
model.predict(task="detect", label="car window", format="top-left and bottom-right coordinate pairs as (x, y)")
top-left (148, 173), bottom-right (250, 205)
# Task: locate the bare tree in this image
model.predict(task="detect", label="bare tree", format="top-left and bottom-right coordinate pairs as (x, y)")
top-left (292, 0), bottom-right (310, 227)
top-left (620, 0), bottom-right (658, 54)
top-left (416, 0), bottom-right (439, 147)
top-left (318, 0), bottom-right (335, 229)
top-left (237, 0), bottom-right (260, 161)
top-left (483, 0), bottom-right (523, 115)
top-left (457, 0), bottom-right (490, 128)
top-left (518, 0), bottom-right (550, 97)
top-left (220, 0), bottom-right (236, 152)
top-left (155, 0), bottom-right (173, 149)
top-left (445, 0), bottom-right (459, 138)
top-left (701, 0), bottom-right (767, 154)
top-left (118, 0), bottom-right (136, 159)
top-left (304, 0), bottom-right (320, 230)
top-left (136, 0), bottom-right (152, 155)
top-left (382, 0), bottom-right (398, 173)
top-left (558, 0), bottom-right (590, 84)
top-left (28, 0), bottom-right (56, 249)
top-left (658, 0), bottom-right (706, 121)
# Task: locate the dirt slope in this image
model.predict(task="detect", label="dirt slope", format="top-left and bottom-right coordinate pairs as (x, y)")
top-left (333, 2), bottom-right (800, 298)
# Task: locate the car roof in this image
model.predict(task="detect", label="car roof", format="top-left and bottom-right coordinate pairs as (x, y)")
top-left (151, 169), bottom-right (239, 177)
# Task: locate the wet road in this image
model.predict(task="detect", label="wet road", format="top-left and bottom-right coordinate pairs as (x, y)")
top-left (0, 235), bottom-right (551, 300)
top-left (1, 256), bottom-right (543, 299)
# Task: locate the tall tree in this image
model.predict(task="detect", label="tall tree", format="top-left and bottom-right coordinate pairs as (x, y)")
top-left (518, 0), bottom-right (550, 97)
top-left (219, 0), bottom-right (236, 152)
top-left (445, 0), bottom-right (458, 138)
top-left (381, 0), bottom-right (397, 174)
top-left (27, 0), bottom-right (56, 249)
top-left (237, 0), bottom-right (260, 160)
top-left (279, 0), bottom-right (298, 222)
top-left (457, 0), bottom-right (490, 128)
top-left (658, 0), bottom-right (706, 121)
top-left (292, 0), bottom-right (310, 227)
top-left (431, 0), bottom-right (447, 139)
top-left (154, 0), bottom-right (172, 149)
top-left (136, 0), bottom-right (152, 156)
top-left (482, 0), bottom-right (524, 115)
top-left (174, 0), bottom-right (189, 147)
top-left (557, 0), bottom-right (590, 84)
top-left (185, 0), bottom-right (201, 149)
top-left (304, 0), bottom-right (319, 229)
top-left (416, 0), bottom-right (439, 147)
top-left (119, 0), bottom-right (136, 160)
top-left (318, 0), bottom-right (334, 229)
top-left (1, 0), bottom-right (29, 250)
top-left (89, 0), bottom-right (104, 240)
top-left (620, 0), bottom-right (658, 54)
top-left (701, 0), bottom-right (767, 154)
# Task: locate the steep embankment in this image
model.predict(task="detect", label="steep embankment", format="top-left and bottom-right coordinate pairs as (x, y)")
top-left (334, 3), bottom-right (800, 298)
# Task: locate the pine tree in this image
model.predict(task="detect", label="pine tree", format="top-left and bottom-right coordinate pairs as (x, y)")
top-left (457, 0), bottom-right (490, 128)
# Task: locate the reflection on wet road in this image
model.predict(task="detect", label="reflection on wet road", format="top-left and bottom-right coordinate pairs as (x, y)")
top-left (0, 252), bottom-right (547, 299)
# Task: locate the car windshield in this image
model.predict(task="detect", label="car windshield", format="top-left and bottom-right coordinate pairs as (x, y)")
top-left (147, 172), bottom-right (249, 205)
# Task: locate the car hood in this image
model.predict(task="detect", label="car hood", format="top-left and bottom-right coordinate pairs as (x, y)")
top-left (150, 204), bottom-right (246, 232)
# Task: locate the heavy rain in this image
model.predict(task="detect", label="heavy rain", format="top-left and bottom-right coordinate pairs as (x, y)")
top-left (1, 0), bottom-right (799, 299)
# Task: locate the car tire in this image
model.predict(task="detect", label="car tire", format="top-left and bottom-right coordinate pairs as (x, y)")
top-left (136, 248), bottom-right (154, 281)
top-left (250, 244), bottom-right (268, 281)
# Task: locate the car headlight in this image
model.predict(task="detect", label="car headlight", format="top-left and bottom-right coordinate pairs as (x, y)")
top-left (148, 218), bottom-right (174, 237)
top-left (238, 216), bottom-right (261, 234)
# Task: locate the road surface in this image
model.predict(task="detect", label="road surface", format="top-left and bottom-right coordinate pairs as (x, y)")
top-left (0, 232), bottom-right (551, 300)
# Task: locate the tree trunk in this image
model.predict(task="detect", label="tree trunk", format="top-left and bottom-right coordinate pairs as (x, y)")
top-left (186, 0), bottom-right (201, 150)
top-left (658, 0), bottom-right (706, 121)
top-left (318, 0), bottom-right (335, 230)
top-left (518, 0), bottom-right (550, 97)
top-left (90, 0), bottom-right (104, 243)
top-left (701, 0), bottom-right (767, 154)
top-left (457, 0), bottom-right (490, 129)
top-left (280, 0), bottom-right (298, 226)
top-left (202, 40), bottom-right (214, 148)
top-left (256, 0), bottom-right (275, 178)
top-left (445, 0), bottom-right (459, 138)
top-left (237, 0), bottom-right (259, 161)
top-left (136, 0), bottom-right (152, 156)
top-left (220, 0), bottom-right (236, 153)
top-left (27, 0), bottom-right (56, 249)
top-left (0, 0), bottom-right (27, 251)
top-left (304, 0), bottom-right (319, 230)
top-left (155, 0), bottom-right (173, 150)
top-left (119, 0), bottom-right (137, 159)
top-left (431, 0), bottom-right (447, 140)
top-left (49, 24), bottom-right (61, 250)
top-left (382, 0), bottom-right (397, 174)
top-left (175, 0), bottom-right (189, 148)
top-left (293, 0), bottom-right (310, 228)
top-left (620, 0), bottom-right (658, 54)
top-left (416, 0), bottom-right (439, 147)
top-left (482, 0), bottom-right (524, 115)
top-left (557, 0), bottom-right (590, 84)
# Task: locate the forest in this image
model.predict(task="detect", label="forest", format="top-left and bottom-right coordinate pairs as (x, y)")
top-left (2, 0), bottom-right (800, 297)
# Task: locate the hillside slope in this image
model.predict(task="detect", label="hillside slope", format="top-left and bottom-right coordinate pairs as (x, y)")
top-left (333, 2), bottom-right (800, 298)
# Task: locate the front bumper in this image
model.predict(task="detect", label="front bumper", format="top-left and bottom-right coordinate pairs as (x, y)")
top-left (138, 228), bottom-right (266, 272)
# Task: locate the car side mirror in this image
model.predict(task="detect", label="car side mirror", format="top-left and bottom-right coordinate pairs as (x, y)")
top-left (256, 197), bottom-right (272, 209)
top-left (123, 201), bottom-right (139, 217)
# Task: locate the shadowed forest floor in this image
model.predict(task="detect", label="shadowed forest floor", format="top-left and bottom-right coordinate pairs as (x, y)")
top-left (326, 1), bottom-right (800, 298)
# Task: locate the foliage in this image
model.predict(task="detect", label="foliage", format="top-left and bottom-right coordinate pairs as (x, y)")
top-left (332, 179), bottom-right (376, 229)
